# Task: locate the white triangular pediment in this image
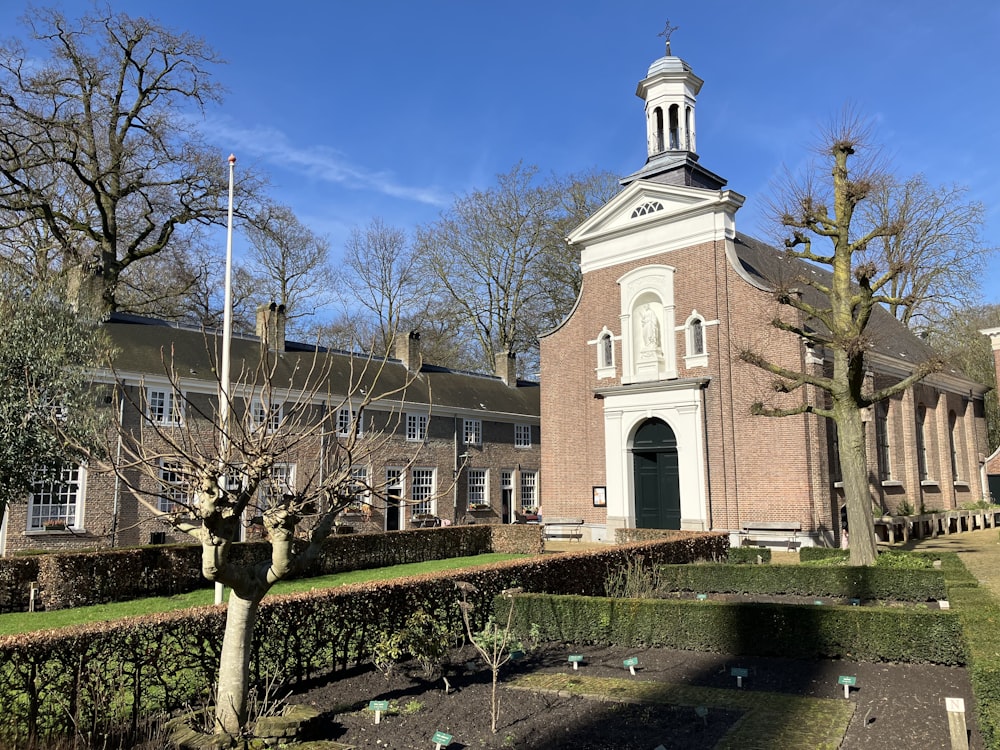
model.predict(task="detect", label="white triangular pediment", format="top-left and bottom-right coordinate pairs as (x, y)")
top-left (570, 180), bottom-right (745, 275)
top-left (568, 180), bottom-right (742, 247)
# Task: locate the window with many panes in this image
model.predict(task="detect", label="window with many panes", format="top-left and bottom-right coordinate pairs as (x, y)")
top-left (29, 465), bottom-right (83, 530)
top-left (251, 398), bottom-right (282, 433)
top-left (158, 460), bottom-right (189, 513)
top-left (147, 387), bottom-right (182, 426)
top-left (467, 468), bottom-right (488, 506)
top-left (349, 465), bottom-right (369, 503)
top-left (406, 413), bottom-right (427, 442)
top-left (520, 470), bottom-right (537, 510)
top-left (337, 406), bottom-right (363, 437)
top-left (515, 424), bottom-right (531, 448)
top-left (259, 464), bottom-right (295, 505)
top-left (464, 418), bottom-right (482, 446)
top-left (411, 468), bottom-right (435, 515)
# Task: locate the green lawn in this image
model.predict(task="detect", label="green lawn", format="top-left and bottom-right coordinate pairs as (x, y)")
top-left (0, 553), bottom-right (523, 636)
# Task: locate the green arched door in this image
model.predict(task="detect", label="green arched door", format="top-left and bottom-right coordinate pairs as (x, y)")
top-left (632, 418), bottom-right (680, 529)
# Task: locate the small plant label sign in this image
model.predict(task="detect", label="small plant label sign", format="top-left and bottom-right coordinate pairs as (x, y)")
top-left (510, 649), bottom-right (524, 661)
top-left (568, 654), bottom-right (584, 670)
top-left (849, 598), bottom-right (861, 606)
top-left (696, 593), bottom-right (707, 600)
top-left (814, 599), bottom-right (823, 605)
top-left (369, 700), bottom-right (389, 724)
top-left (838, 675), bottom-right (857, 699)
top-left (939, 600), bottom-right (951, 610)
top-left (431, 730), bottom-right (453, 749)
top-left (623, 656), bottom-right (639, 676)
top-left (695, 705), bottom-right (709, 725)
top-left (731, 667), bottom-right (749, 688)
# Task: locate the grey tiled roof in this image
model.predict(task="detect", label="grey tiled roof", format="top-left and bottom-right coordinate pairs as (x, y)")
top-left (105, 314), bottom-right (539, 417)
top-left (732, 233), bottom-right (978, 384)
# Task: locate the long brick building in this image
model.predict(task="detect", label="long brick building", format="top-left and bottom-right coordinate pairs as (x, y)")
top-left (539, 46), bottom-right (991, 546)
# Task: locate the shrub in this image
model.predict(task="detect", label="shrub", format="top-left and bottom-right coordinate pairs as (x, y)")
top-left (726, 547), bottom-right (771, 564)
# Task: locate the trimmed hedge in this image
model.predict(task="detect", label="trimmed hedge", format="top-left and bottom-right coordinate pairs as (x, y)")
top-left (505, 593), bottom-right (966, 665)
top-left (949, 583), bottom-right (1000, 748)
top-left (0, 533), bottom-right (726, 741)
top-left (1, 524), bottom-right (544, 612)
top-left (656, 563), bottom-right (947, 601)
top-left (799, 547), bottom-right (849, 563)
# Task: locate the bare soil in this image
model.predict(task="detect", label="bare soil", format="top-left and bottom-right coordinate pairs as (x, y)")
top-left (294, 643), bottom-right (982, 749)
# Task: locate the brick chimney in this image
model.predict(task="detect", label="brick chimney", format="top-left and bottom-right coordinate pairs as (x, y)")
top-left (395, 330), bottom-right (421, 371)
top-left (256, 302), bottom-right (286, 351)
top-left (495, 351), bottom-right (517, 386)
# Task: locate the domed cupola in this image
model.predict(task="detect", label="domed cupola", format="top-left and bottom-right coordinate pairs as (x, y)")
top-left (622, 23), bottom-right (726, 191)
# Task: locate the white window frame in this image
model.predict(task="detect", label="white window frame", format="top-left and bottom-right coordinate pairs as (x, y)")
top-left (157, 459), bottom-right (189, 513)
top-left (467, 468), bottom-right (488, 507)
top-left (520, 470), bottom-right (538, 511)
top-left (515, 423), bottom-right (532, 449)
top-left (29, 464), bottom-right (85, 531)
top-left (147, 387), bottom-right (183, 426)
top-left (463, 418), bottom-right (482, 446)
top-left (337, 406), bottom-right (364, 438)
top-left (251, 398), bottom-right (282, 434)
top-left (590, 326), bottom-right (617, 380)
top-left (411, 468), bottom-right (436, 516)
top-left (682, 311), bottom-right (709, 368)
top-left (406, 413), bottom-right (428, 442)
top-left (349, 464), bottom-right (370, 504)
top-left (260, 463), bottom-right (296, 505)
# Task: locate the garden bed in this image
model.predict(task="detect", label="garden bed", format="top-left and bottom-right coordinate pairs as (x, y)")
top-left (295, 643), bottom-right (983, 749)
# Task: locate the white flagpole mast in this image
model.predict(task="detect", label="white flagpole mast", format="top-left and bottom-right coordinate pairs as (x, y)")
top-left (216, 153), bottom-right (236, 606)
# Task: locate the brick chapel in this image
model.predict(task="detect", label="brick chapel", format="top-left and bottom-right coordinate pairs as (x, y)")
top-left (539, 44), bottom-right (991, 546)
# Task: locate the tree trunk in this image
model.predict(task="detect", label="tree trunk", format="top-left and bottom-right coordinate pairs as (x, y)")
top-left (835, 405), bottom-right (878, 566)
top-left (215, 592), bottom-right (260, 735)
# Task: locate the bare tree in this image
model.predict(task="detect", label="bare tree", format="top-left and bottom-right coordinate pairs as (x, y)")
top-left (740, 114), bottom-right (941, 566)
top-left (415, 163), bottom-right (615, 373)
top-left (859, 175), bottom-right (994, 332)
top-left (0, 6), bottom-right (261, 311)
top-left (93, 338), bottom-right (435, 737)
top-left (339, 217), bottom-right (424, 354)
top-left (243, 203), bottom-right (334, 332)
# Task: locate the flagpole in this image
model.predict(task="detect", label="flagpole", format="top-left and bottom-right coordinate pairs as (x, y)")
top-left (216, 153), bottom-right (236, 606)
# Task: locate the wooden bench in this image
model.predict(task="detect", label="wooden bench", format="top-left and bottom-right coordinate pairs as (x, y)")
top-left (740, 520), bottom-right (802, 550)
top-left (543, 517), bottom-right (585, 541)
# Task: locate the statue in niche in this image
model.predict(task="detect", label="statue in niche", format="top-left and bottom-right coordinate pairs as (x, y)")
top-left (639, 304), bottom-right (661, 351)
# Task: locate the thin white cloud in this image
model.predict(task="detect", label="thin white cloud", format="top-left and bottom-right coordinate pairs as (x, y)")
top-left (203, 116), bottom-right (451, 207)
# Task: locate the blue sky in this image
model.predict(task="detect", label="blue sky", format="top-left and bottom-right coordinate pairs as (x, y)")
top-left (3, 1), bottom-right (999, 304)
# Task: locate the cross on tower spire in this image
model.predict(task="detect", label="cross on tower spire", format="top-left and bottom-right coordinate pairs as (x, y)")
top-left (658, 20), bottom-right (679, 56)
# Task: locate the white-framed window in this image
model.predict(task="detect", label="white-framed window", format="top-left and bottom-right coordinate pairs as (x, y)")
top-left (464, 418), bottom-right (482, 446)
top-left (29, 464), bottom-right (84, 530)
top-left (520, 470), bottom-right (537, 511)
top-left (406, 413), bottom-right (428, 442)
top-left (337, 406), bottom-right (364, 438)
top-left (411, 468), bottom-right (435, 515)
top-left (515, 424), bottom-right (532, 449)
top-left (158, 460), bottom-right (189, 513)
top-left (683, 311), bottom-right (708, 368)
top-left (147, 387), bottom-right (182, 426)
top-left (591, 326), bottom-right (616, 379)
top-left (949, 410), bottom-right (962, 482)
top-left (349, 465), bottom-right (369, 503)
top-left (467, 468), bottom-right (488, 506)
top-left (260, 463), bottom-right (295, 505)
top-left (251, 398), bottom-right (282, 434)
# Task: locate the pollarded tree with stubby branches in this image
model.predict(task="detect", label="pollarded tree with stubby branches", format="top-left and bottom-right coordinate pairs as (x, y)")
top-left (740, 115), bottom-right (942, 566)
top-left (88, 335), bottom-right (437, 737)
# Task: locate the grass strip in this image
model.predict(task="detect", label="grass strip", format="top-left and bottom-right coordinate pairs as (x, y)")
top-left (0, 553), bottom-right (523, 635)
top-left (509, 672), bottom-right (854, 750)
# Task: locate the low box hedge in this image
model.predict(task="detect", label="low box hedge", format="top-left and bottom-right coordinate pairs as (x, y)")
top-left (726, 547), bottom-right (771, 564)
top-left (505, 593), bottom-right (966, 665)
top-left (656, 563), bottom-right (947, 601)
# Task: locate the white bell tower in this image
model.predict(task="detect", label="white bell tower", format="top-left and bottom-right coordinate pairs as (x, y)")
top-left (636, 23), bottom-right (703, 159)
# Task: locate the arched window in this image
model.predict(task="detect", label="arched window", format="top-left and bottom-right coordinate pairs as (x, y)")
top-left (591, 326), bottom-right (616, 379)
top-left (690, 318), bottom-right (704, 355)
top-left (683, 311), bottom-right (708, 368)
top-left (916, 404), bottom-right (929, 481)
top-left (601, 332), bottom-right (613, 369)
top-left (653, 107), bottom-right (664, 153)
top-left (875, 400), bottom-right (891, 482)
top-left (948, 410), bottom-right (960, 482)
